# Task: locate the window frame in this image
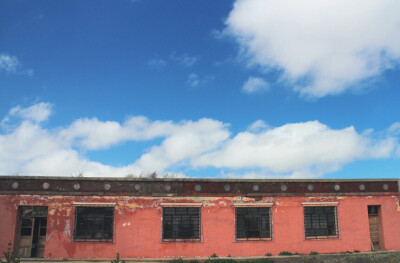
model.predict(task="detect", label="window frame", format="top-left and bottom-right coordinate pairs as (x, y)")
top-left (72, 203), bottom-right (116, 243)
top-left (234, 203), bottom-right (273, 241)
top-left (303, 202), bottom-right (339, 240)
top-left (161, 203), bottom-right (202, 242)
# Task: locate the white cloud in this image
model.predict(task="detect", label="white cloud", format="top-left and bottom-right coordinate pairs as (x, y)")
top-left (0, 54), bottom-right (19, 73)
top-left (225, 0), bottom-right (400, 98)
top-left (0, 119), bottom-right (139, 177)
top-left (60, 116), bottom-right (175, 150)
top-left (247, 120), bottom-right (268, 132)
top-left (388, 122), bottom-right (400, 135)
top-left (187, 73), bottom-right (214, 87)
top-left (193, 121), bottom-right (398, 176)
top-left (171, 53), bottom-right (199, 67)
top-left (219, 169), bottom-right (323, 179)
top-left (2, 103), bottom-right (52, 124)
top-left (187, 73), bottom-right (200, 87)
top-left (0, 53), bottom-right (33, 76)
top-left (0, 103), bottom-right (229, 177)
top-left (147, 58), bottom-right (167, 69)
top-left (0, 103), bottom-right (398, 178)
top-left (132, 118), bottom-right (230, 172)
top-left (242, 76), bottom-right (269, 94)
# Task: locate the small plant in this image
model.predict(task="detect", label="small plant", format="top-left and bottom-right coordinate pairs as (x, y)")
top-left (309, 251), bottom-right (318, 255)
top-left (279, 251), bottom-right (293, 256)
top-left (111, 252), bottom-right (125, 263)
top-left (210, 253), bottom-right (218, 258)
top-left (265, 253), bottom-right (272, 256)
top-left (1, 242), bottom-right (20, 263)
top-left (354, 250), bottom-right (360, 253)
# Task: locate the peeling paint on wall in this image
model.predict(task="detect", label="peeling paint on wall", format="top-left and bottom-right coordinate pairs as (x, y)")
top-left (2, 192), bottom-right (400, 259)
top-left (64, 219), bottom-right (71, 237)
top-left (392, 195), bottom-right (400, 211)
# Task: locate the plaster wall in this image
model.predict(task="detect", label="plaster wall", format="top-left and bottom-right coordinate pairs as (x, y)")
top-left (0, 194), bottom-right (399, 259)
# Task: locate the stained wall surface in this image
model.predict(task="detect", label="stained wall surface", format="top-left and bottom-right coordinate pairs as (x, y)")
top-left (0, 194), bottom-right (399, 259)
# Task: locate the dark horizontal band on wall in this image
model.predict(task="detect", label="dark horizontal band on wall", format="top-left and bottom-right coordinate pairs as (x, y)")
top-left (0, 176), bottom-right (398, 197)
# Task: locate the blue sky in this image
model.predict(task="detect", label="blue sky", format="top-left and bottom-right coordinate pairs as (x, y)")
top-left (1, 0), bottom-right (400, 179)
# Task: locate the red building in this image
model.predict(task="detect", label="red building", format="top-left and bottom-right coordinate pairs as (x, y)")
top-left (0, 176), bottom-right (399, 260)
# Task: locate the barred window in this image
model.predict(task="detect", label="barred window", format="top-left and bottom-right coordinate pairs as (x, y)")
top-left (304, 206), bottom-right (338, 239)
top-left (74, 207), bottom-right (114, 241)
top-left (368, 205), bottom-right (379, 215)
top-left (162, 207), bottom-right (200, 240)
top-left (236, 207), bottom-right (272, 240)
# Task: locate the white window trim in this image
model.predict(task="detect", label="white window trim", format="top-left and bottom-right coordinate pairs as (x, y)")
top-left (233, 202), bottom-right (273, 207)
top-left (73, 202), bottom-right (116, 207)
top-left (160, 203), bottom-right (202, 207)
top-left (302, 202), bottom-right (338, 207)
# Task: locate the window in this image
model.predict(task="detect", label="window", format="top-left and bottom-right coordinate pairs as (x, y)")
top-left (162, 207), bottom-right (200, 240)
top-left (304, 206), bottom-right (338, 239)
top-left (20, 206), bottom-right (48, 217)
top-left (74, 207), bottom-right (114, 241)
top-left (236, 207), bottom-right (272, 240)
top-left (20, 218), bottom-right (33, 236)
top-left (368, 205), bottom-right (379, 215)
top-left (18, 206), bottom-right (48, 237)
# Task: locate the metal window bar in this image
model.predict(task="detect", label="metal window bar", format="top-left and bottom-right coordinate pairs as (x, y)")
top-left (162, 207), bottom-right (200, 240)
top-left (74, 207), bottom-right (114, 241)
top-left (304, 206), bottom-right (338, 239)
top-left (235, 207), bottom-right (272, 240)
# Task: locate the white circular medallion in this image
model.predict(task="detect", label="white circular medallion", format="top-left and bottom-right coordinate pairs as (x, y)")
top-left (11, 182), bottom-right (19, 189)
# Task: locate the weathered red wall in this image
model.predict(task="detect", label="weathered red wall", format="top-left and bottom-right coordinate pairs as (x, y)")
top-left (0, 196), bottom-right (18, 253)
top-left (0, 194), bottom-right (399, 259)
